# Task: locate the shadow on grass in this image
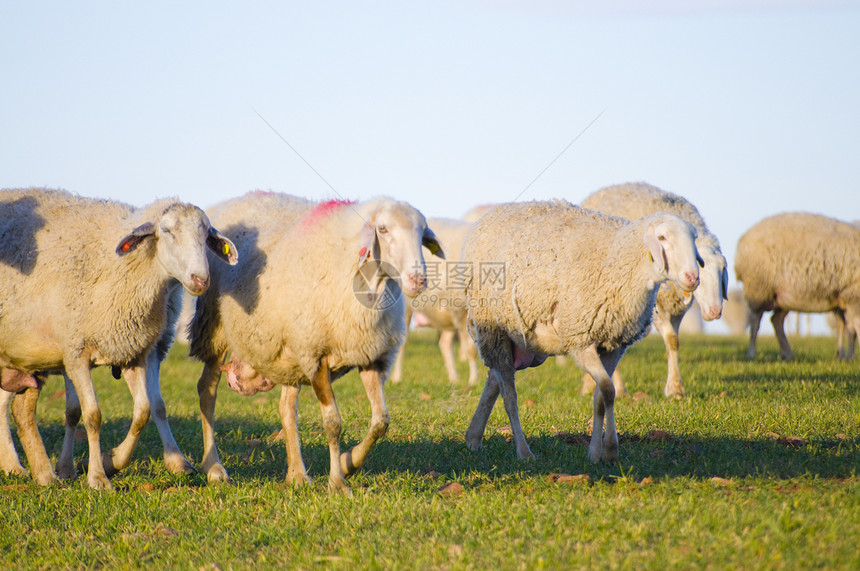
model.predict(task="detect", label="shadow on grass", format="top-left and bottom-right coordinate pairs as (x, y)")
top-left (17, 413), bottom-right (854, 489)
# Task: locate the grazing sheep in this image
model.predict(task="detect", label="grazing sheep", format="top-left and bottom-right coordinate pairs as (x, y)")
top-left (390, 217), bottom-right (478, 385)
top-left (188, 191), bottom-right (444, 492)
top-left (580, 182), bottom-right (727, 398)
top-left (0, 188), bottom-right (237, 489)
top-left (462, 200), bottom-right (701, 462)
top-left (735, 212), bottom-right (860, 361)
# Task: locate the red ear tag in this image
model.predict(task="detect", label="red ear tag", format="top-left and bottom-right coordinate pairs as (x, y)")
top-left (359, 247), bottom-right (367, 258)
top-left (121, 241), bottom-right (131, 252)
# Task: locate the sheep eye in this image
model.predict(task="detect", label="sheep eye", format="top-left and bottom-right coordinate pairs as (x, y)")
top-left (377, 225), bottom-right (388, 234)
top-left (657, 235), bottom-right (666, 241)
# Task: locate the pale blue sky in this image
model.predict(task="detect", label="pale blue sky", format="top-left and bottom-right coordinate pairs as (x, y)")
top-left (2, 1), bottom-right (858, 334)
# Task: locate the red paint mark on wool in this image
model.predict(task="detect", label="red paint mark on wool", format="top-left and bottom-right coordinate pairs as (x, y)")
top-left (301, 199), bottom-right (356, 227)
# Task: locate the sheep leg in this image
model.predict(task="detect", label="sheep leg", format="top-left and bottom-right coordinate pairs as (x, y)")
top-left (847, 327), bottom-right (858, 360)
top-left (576, 344), bottom-right (621, 463)
top-left (279, 384), bottom-right (310, 486)
top-left (100, 360), bottom-right (148, 476)
top-left (654, 312), bottom-right (685, 399)
top-left (12, 386), bottom-right (59, 485)
top-left (844, 307), bottom-right (859, 360)
top-left (581, 370), bottom-right (626, 396)
top-left (57, 376), bottom-right (80, 479)
top-left (93, 352), bottom-right (192, 476)
top-left (198, 355), bottom-right (229, 483)
top-left (746, 308), bottom-right (764, 359)
top-left (64, 359), bottom-right (111, 489)
top-left (309, 363), bottom-right (348, 494)
top-left (340, 367), bottom-right (390, 477)
top-left (0, 389), bottom-right (27, 478)
top-left (465, 368), bottom-right (501, 451)
top-left (833, 309), bottom-right (847, 359)
top-left (144, 358), bottom-right (195, 475)
top-left (771, 309), bottom-right (794, 360)
top-left (460, 325), bottom-right (479, 386)
top-left (390, 304), bottom-right (413, 383)
top-left (495, 367), bottom-right (533, 460)
top-left (439, 329), bottom-right (460, 383)
top-left (390, 344), bottom-right (406, 384)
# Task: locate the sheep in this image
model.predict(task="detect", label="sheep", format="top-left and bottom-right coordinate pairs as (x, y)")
top-left (579, 182), bottom-right (728, 398)
top-left (462, 200), bottom-right (701, 462)
top-left (188, 191), bottom-right (444, 493)
top-left (390, 217), bottom-right (478, 385)
top-left (0, 188), bottom-right (237, 489)
top-left (735, 211), bottom-right (860, 361)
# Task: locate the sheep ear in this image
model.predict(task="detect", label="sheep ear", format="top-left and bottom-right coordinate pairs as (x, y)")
top-left (206, 228), bottom-right (239, 265)
top-left (116, 222), bottom-right (156, 256)
top-left (422, 226), bottom-right (445, 259)
top-left (643, 227), bottom-right (667, 273)
top-left (721, 267), bottom-right (729, 300)
top-left (358, 221), bottom-right (377, 266)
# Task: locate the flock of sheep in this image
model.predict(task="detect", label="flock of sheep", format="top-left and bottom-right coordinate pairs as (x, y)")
top-left (0, 183), bottom-right (856, 492)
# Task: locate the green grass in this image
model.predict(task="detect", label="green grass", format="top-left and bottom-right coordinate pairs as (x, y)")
top-left (0, 331), bottom-right (857, 570)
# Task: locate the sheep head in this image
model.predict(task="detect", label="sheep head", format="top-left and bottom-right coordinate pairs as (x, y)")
top-left (116, 203), bottom-right (238, 296)
top-left (641, 213), bottom-right (701, 292)
top-left (357, 200), bottom-right (445, 299)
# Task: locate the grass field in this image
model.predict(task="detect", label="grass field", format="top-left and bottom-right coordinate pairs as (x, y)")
top-left (0, 331), bottom-right (857, 570)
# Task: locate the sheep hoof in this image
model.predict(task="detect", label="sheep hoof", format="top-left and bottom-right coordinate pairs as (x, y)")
top-left (206, 464), bottom-right (230, 483)
top-left (464, 436), bottom-right (483, 452)
top-left (285, 471), bottom-right (311, 486)
top-left (4, 465), bottom-right (28, 479)
top-left (87, 474), bottom-right (113, 490)
top-left (56, 463), bottom-right (76, 480)
top-left (516, 448), bottom-right (536, 461)
top-left (33, 470), bottom-right (59, 486)
top-left (164, 454), bottom-right (195, 475)
top-left (328, 478), bottom-right (352, 496)
top-left (664, 386), bottom-right (685, 399)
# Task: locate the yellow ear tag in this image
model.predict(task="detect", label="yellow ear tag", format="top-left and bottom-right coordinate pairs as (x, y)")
top-left (223, 243), bottom-right (231, 256)
top-left (647, 251), bottom-right (654, 263)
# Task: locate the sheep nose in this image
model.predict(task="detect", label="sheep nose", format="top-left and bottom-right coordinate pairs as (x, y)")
top-left (704, 305), bottom-right (722, 321)
top-left (405, 272), bottom-right (427, 294)
top-left (190, 273), bottom-right (210, 292)
top-left (682, 272), bottom-right (699, 290)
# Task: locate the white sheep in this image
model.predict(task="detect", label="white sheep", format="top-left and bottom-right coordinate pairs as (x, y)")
top-left (580, 182), bottom-right (728, 398)
top-left (188, 191), bottom-right (444, 493)
top-left (0, 188), bottom-right (237, 489)
top-left (462, 200), bottom-right (701, 462)
top-left (735, 211), bottom-right (860, 360)
top-left (390, 217), bottom-right (478, 385)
